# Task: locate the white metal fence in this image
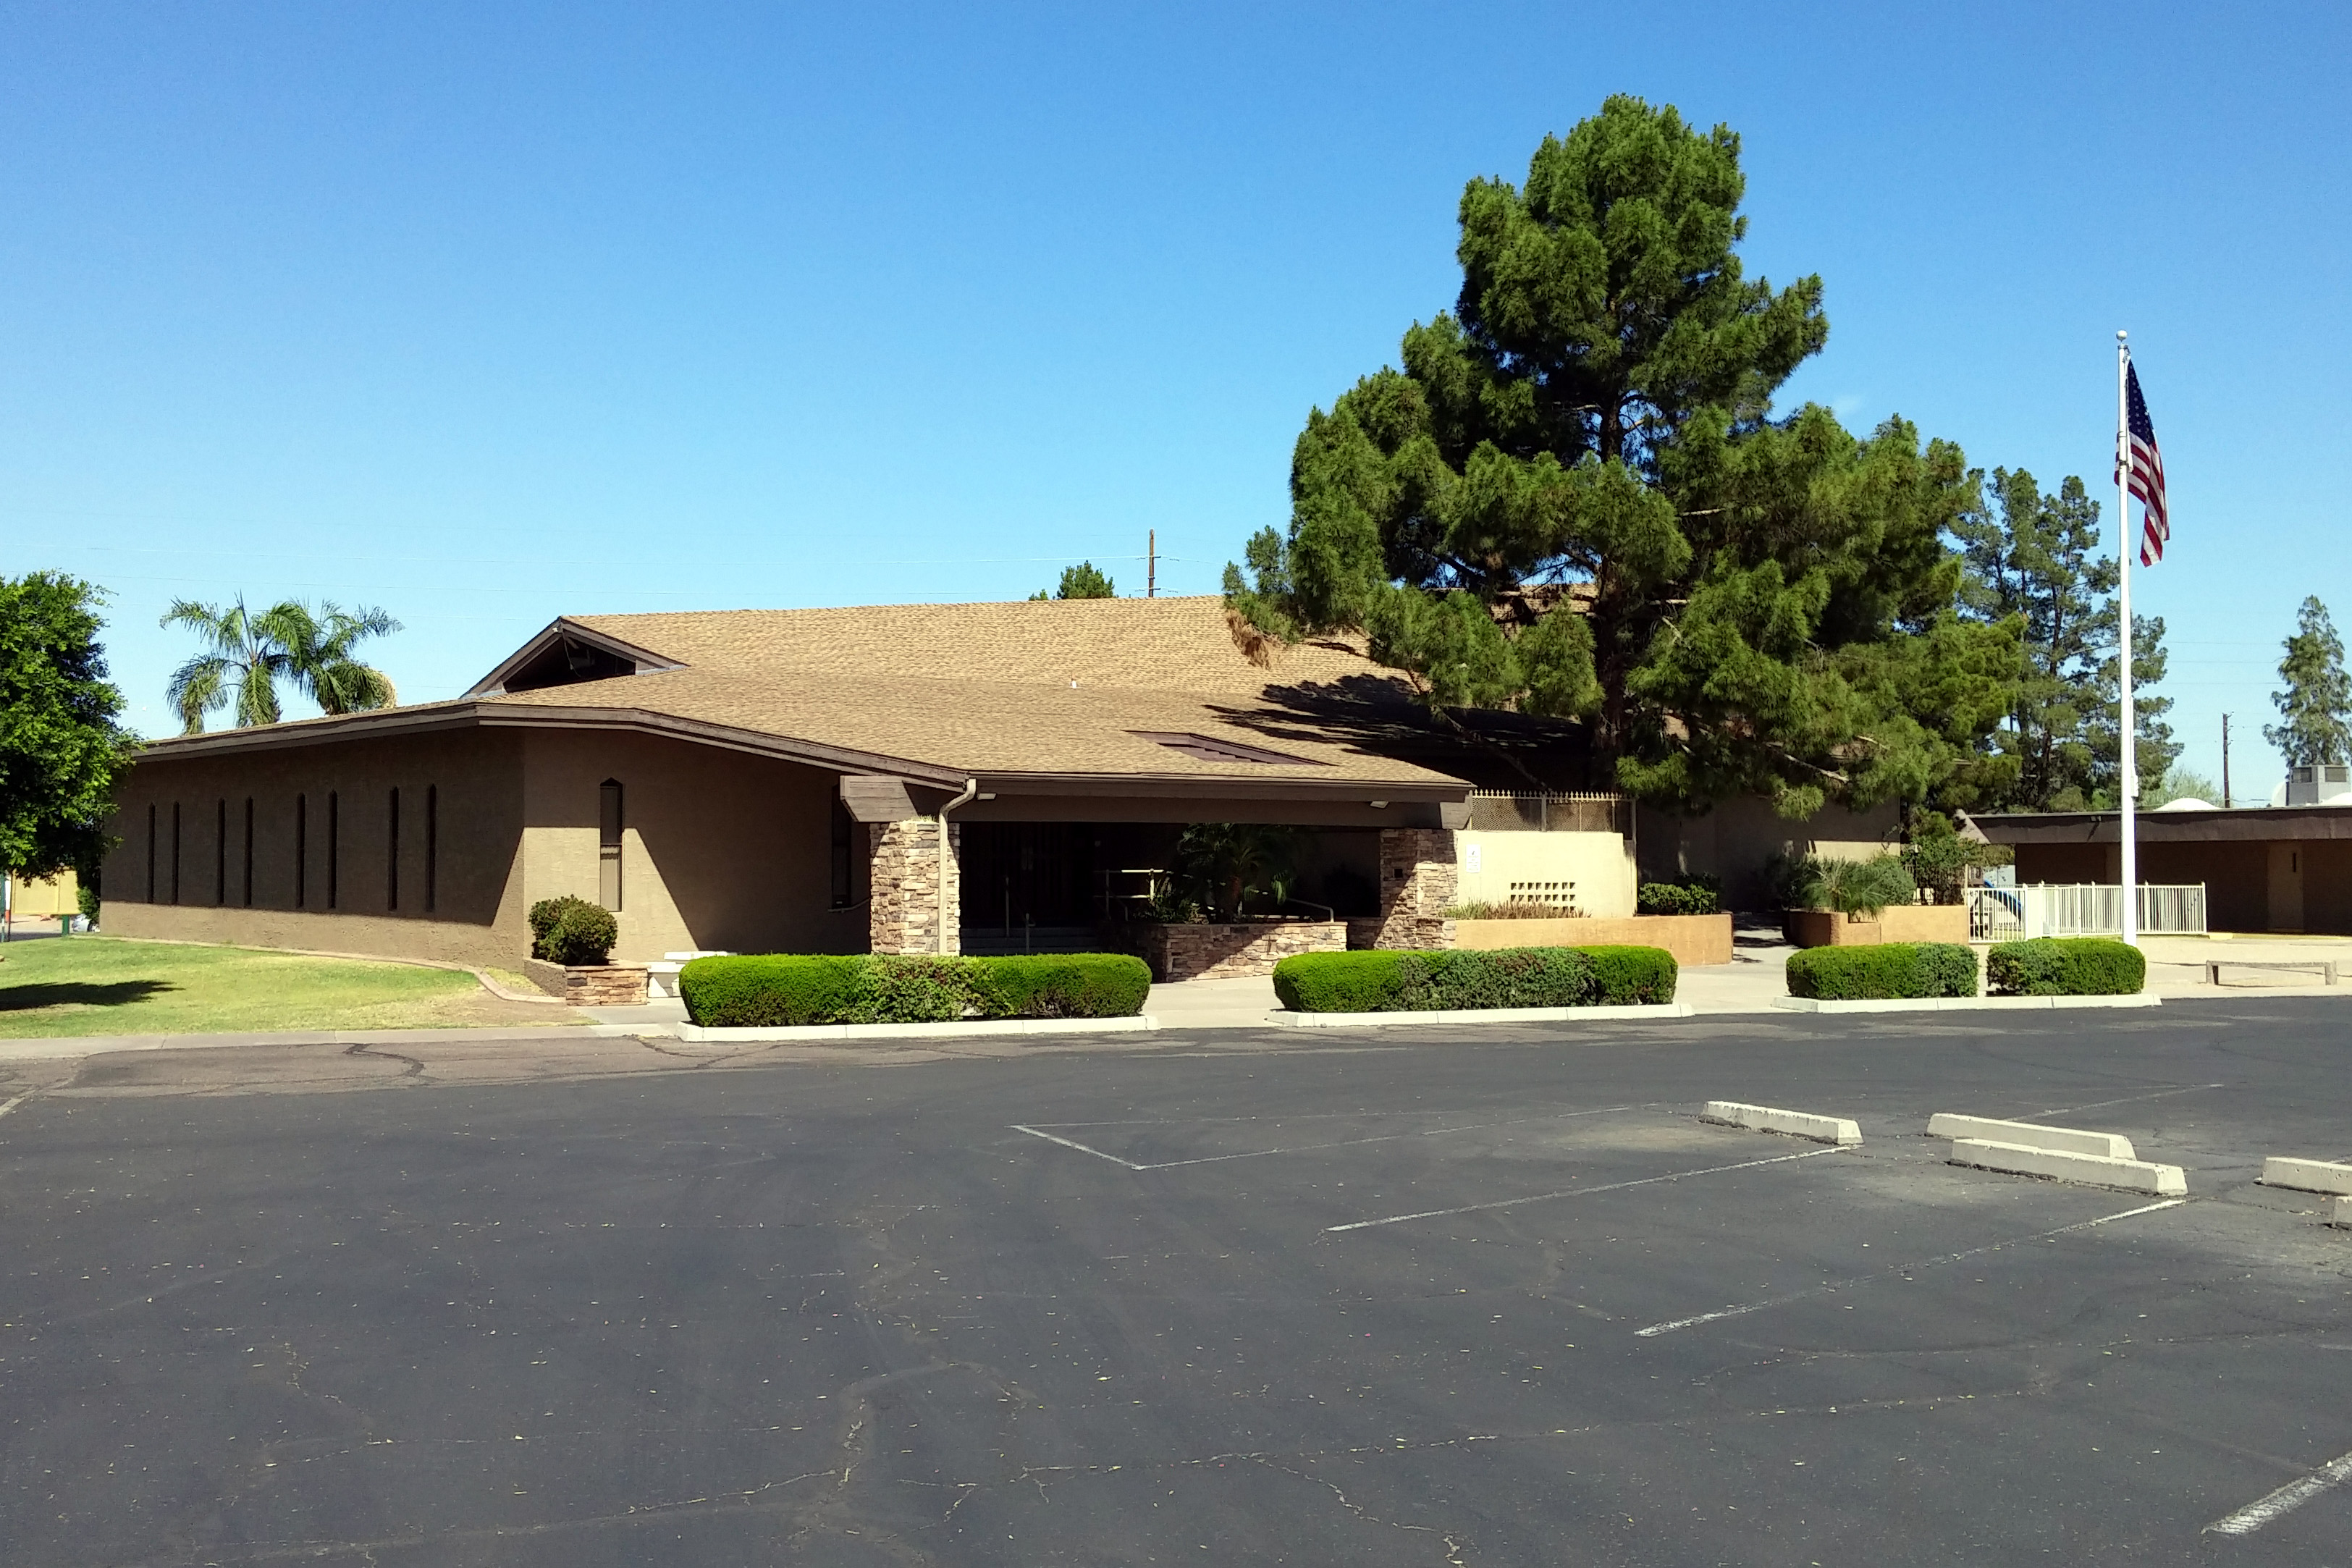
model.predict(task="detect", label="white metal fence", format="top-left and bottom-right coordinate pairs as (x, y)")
top-left (1966, 883), bottom-right (2206, 942)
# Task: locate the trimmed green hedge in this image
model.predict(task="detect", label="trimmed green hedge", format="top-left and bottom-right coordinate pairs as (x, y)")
top-left (678, 953), bottom-right (1150, 1027)
top-left (1986, 937), bottom-right (2145, 996)
top-left (1272, 945), bottom-right (1677, 1013)
top-left (1581, 945), bottom-right (1680, 1005)
top-left (1785, 943), bottom-right (1978, 1000)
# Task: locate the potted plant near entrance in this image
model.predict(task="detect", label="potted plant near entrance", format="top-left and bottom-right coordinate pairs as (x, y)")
top-left (1142, 825), bottom-right (1348, 982)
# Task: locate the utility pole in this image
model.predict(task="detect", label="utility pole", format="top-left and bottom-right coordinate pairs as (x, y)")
top-left (1147, 530), bottom-right (1156, 599)
top-left (2222, 713), bottom-right (2233, 808)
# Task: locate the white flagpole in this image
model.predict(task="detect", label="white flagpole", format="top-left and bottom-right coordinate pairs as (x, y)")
top-left (2116, 330), bottom-right (2139, 946)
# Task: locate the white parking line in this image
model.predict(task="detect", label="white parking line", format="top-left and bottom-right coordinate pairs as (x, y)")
top-left (2206, 1447), bottom-right (2352, 1535)
top-left (1325, 1146), bottom-right (1847, 1234)
top-left (2031, 1083), bottom-right (2224, 1117)
top-left (1633, 1197), bottom-right (2188, 1338)
top-left (1011, 1106), bottom-right (1639, 1171)
top-left (0, 1095), bottom-right (25, 1120)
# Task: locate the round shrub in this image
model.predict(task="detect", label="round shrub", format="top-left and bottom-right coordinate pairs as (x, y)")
top-left (529, 895), bottom-right (617, 966)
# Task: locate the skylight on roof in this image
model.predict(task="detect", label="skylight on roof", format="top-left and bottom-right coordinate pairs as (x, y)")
top-left (1131, 731), bottom-right (1323, 767)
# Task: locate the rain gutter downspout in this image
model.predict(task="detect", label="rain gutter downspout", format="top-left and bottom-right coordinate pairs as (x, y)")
top-left (937, 777), bottom-right (979, 953)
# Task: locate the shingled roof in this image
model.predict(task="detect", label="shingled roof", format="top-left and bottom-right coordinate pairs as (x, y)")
top-left (142, 596), bottom-right (1568, 798)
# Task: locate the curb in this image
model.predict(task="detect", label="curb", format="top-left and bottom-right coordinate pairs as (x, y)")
top-left (1773, 993), bottom-right (2160, 1013)
top-left (1265, 1001), bottom-right (1695, 1029)
top-left (673, 1016), bottom-right (1159, 1043)
top-left (2262, 1157), bottom-right (2352, 1196)
top-left (1928, 1113), bottom-right (2136, 1159)
top-left (1948, 1137), bottom-right (2186, 1196)
top-left (1702, 1099), bottom-right (1861, 1145)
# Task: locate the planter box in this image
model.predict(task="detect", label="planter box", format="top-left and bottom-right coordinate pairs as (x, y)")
top-left (1146, 920), bottom-right (1347, 982)
top-left (1784, 904), bottom-right (1970, 949)
top-left (523, 956), bottom-right (649, 1006)
top-left (1453, 913), bottom-right (1732, 966)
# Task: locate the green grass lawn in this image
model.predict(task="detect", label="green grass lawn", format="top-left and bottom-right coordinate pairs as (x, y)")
top-left (0, 936), bottom-right (563, 1037)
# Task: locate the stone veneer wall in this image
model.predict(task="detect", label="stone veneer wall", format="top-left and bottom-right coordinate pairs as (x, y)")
top-left (1371, 827), bottom-right (1458, 950)
top-left (523, 957), bottom-right (650, 1005)
top-left (1147, 921), bottom-right (1348, 982)
top-left (869, 818), bottom-right (962, 956)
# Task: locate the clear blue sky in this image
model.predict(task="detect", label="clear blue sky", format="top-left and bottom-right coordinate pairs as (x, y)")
top-left (5, 2), bottom-right (2345, 796)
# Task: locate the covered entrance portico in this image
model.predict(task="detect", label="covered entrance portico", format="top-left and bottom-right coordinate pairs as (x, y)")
top-left (837, 774), bottom-right (1471, 959)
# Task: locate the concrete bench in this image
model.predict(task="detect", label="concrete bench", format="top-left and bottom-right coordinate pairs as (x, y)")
top-left (2204, 958), bottom-right (2338, 987)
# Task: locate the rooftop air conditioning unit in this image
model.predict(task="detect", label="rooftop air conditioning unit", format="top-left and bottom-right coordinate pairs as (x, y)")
top-left (2285, 764), bottom-right (2352, 806)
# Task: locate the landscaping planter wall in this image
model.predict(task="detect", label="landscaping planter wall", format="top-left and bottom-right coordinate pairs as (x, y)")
top-left (524, 957), bottom-right (649, 1006)
top-left (1147, 921), bottom-right (1346, 982)
top-left (1784, 904), bottom-right (1969, 949)
top-left (1454, 913), bottom-right (1732, 966)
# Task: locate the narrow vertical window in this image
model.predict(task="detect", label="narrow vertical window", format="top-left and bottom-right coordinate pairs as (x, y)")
top-left (326, 791), bottom-right (339, 909)
top-left (146, 804), bottom-right (157, 902)
top-left (425, 785), bottom-right (438, 913)
top-left (599, 779), bottom-right (623, 911)
top-left (215, 799), bottom-right (227, 905)
top-left (387, 788), bottom-right (400, 911)
top-left (295, 794), bottom-right (308, 909)
top-left (171, 803), bottom-right (182, 903)
top-left (243, 798), bottom-right (254, 906)
top-left (830, 798), bottom-right (853, 909)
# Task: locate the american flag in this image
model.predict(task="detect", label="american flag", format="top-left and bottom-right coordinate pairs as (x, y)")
top-left (2124, 362), bottom-right (2168, 565)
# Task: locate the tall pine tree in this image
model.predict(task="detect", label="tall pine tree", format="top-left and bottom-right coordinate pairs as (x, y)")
top-left (1226, 96), bottom-right (2019, 818)
top-left (2265, 596), bottom-right (2351, 767)
top-left (1955, 469), bottom-right (2179, 809)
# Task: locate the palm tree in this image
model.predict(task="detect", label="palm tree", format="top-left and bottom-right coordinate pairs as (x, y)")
top-left (160, 597), bottom-right (401, 733)
top-left (160, 598), bottom-right (295, 733)
top-left (279, 602), bottom-right (401, 715)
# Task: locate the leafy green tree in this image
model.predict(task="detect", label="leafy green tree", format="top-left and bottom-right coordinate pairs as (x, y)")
top-left (161, 597), bottom-right (399, 733)
top-left (1955, 469), bottom-right (2178, 809)
top-left (2143, 767), bottom-right (2221, 807)
top-left (2264, 595), bottom-right (2351, 767)
top-left (1030, 562), bottom-right (1116, 601)
top-left (0, 573), bottom-right (135, 881)
top-left (1224, 96), bottom-right (2018, 817)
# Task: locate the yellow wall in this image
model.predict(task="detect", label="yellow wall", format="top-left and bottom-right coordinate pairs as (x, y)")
top-left (1454, 830), bottom-right (1638, 917)
top-left (5, 869), bottom-right (79, 919)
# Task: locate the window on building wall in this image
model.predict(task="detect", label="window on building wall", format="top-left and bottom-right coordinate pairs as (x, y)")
top-left (599, 780), bottom-right (623, 911)
top-left (426, 785), bottom-right (438, 914)
top-left (171, 802), bottom-right (182, 904)
top-left (830, 798), bottom-right (854, 908)
top-left (243, 798), bottom-right (254, 906)
top-left (214, 800), bottom-right (227, 905)
top-left (295, 794), bottom-right (308, 909)
top-left (146, 804), bottom-right (157, 903)
top-left (326, 791), bottom-right (340, 909)
top-left (387, 788), bottom-right (400, 911)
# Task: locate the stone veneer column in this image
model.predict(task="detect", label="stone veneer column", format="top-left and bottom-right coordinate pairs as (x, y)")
top-left (1374, 827), bottom-right (1459, 950)
top-left (867, 818), bottom-right (963, 956)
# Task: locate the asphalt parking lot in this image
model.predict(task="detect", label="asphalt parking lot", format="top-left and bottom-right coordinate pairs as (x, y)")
top-left (4, 1000), bottom-right (2351, 1566)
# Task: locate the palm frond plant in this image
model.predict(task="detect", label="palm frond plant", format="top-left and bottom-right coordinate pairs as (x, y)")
top-left (280, 602), bottom-right (401, 715)
top-left (160, 597), bottom-right (402, 733)
top-left (160, 598), bottom-right (295, 733)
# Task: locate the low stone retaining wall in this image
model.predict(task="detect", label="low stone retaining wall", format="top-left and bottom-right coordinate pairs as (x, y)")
top-left (1147, 921), bottom-right (1347, 982)
top-left (1784, 904), bottom-right (1970, 949)
top-left (523, 957), bottom-right (650, 1006)
top-left (1453, 913), bottom-right (1733, 966)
